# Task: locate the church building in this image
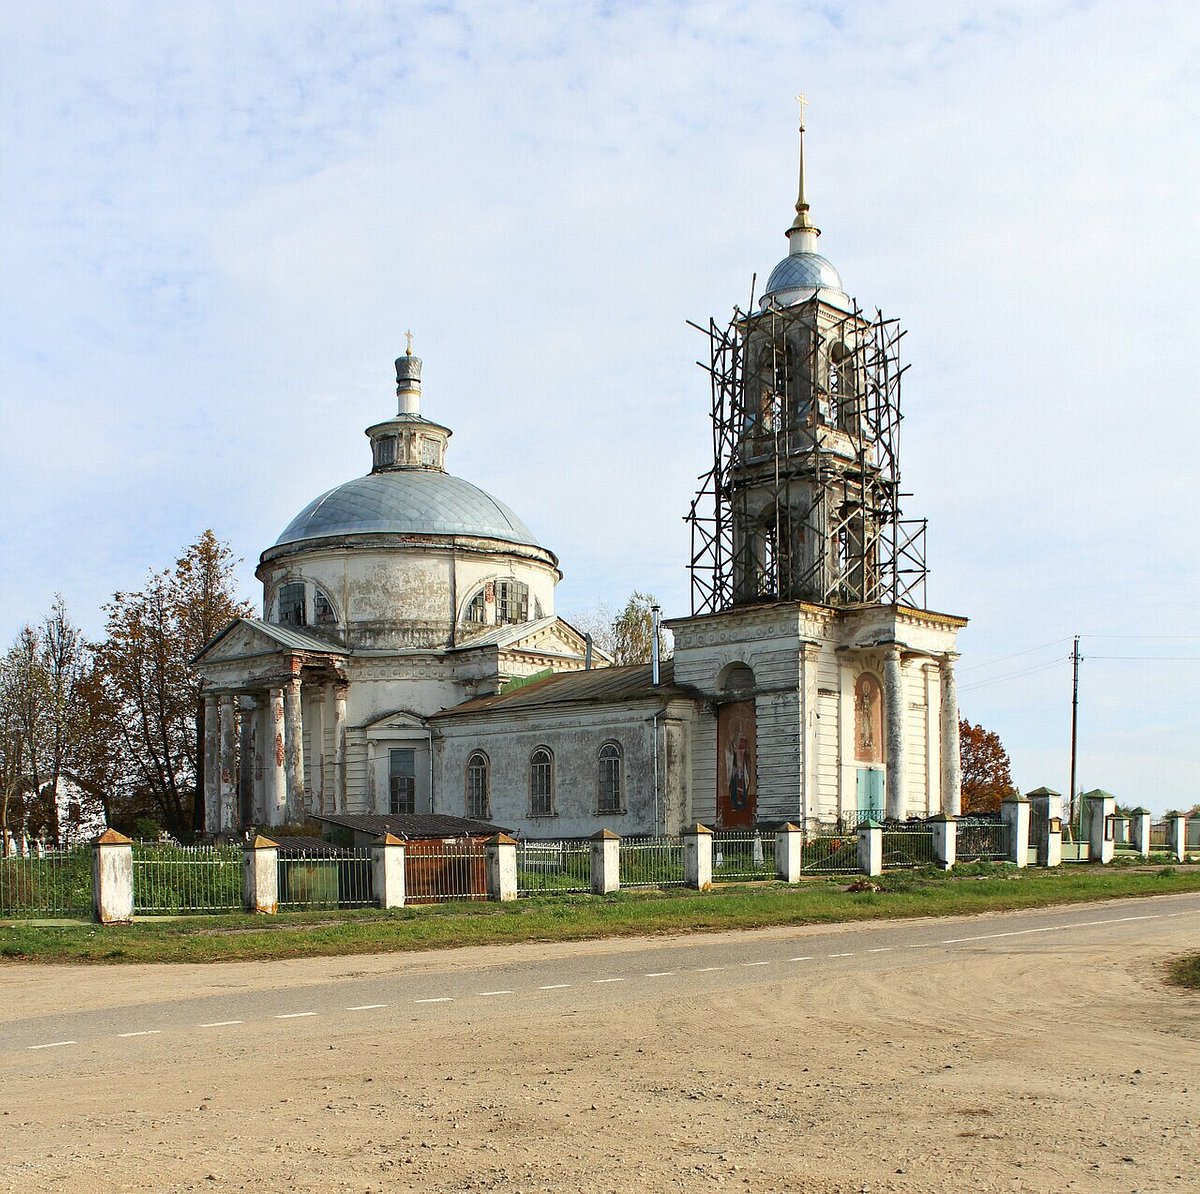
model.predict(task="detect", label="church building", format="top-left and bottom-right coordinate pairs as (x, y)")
top-left (194, 120), bottom-right (965, 839)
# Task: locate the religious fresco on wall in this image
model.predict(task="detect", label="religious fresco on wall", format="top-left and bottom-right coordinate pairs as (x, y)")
top-left (717, 699), bottom-right (757, 828)
top-left (854, 672), bottom-right (884, 764)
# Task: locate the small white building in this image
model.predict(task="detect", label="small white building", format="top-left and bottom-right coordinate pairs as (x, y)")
top-left (196, 127), bottom-right (965, 839)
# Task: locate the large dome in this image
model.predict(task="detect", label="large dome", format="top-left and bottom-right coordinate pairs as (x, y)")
top-left (273, 470), bottom-right (541, 549)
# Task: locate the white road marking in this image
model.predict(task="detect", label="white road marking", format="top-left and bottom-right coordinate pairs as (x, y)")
top-left (118, 1030), bottom-right (161, 1038)
top-left (346, 1004), bottom-right (387, 1011)
top-left (275, 1012), bottom-right (317, 1019)
top-left (867, 947), bottom-right (892, 953)
top-left (907, 943), bottom-right (932, 948)
top-left (593, 977), bottom-right (625, 984)
top-left (789, 956), bottom-right (814, 962)
top-left (414, 997), bottom-right (453, 1004)
top-left (828, 952), bottom-right (853, 958)
top-left (538, 983), bottom-right (571, 990)
top-left (479, 990), bottom-right (514, 997)
top-left (28, 1040), bottom-right (76, 1050)
top-left (694, 966), bottom-right (726, 972)
top-left (645, 971), bottom-right (676, 977)
top-left (199, 1020), bottom-right (243, 1028)
top-left (742, 961), bottom-right (771, 967)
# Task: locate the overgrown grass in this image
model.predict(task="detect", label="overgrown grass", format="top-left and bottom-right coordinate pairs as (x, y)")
top-left (1166, 954), bottom-right (1200, 989)
top-left (2, 864), bottom-right (1198, 965)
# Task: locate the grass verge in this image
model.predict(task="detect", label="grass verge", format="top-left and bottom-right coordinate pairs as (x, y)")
top-left (1166, 954), bottom-right (1200, 989)
top-left (3, 864), bottom-right (1198, 966)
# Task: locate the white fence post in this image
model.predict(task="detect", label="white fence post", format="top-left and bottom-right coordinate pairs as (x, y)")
top-left (590, 829), bottom-right (620, 894)
top-left (682, 824), bottom-right (713, 889)
top-left (486, 833), bottom-right (518, 901)
top-left (1082, 790), bottom-right (1116, 865)
top-left (1169, 814), bottom-right (1187, 863)
top-left (1045, 815), bottom-right (1063, 867)
top-left (373, 832), bottom-right (406, 909)
top-left (243, 835), bottom-right (279, 914)
top-left (857, 821), bottom-right (882, 877)
top-left (93, 829), bottom-right (134, 924)
top-left (1130, 809), bottom-right (1151, 856)
top-left (775, 823), bottom-right (803, 883)
top-left (930, 815), bottom-right (956, 870)
top-left (1001, 797), bottom-right (1030, 867)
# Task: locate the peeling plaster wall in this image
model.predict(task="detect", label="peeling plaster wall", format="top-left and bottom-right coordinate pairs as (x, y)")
top-left (259, 539), bottom-right (559, 651)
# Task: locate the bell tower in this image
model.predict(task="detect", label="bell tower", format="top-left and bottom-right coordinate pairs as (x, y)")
top-left (688, 111), bottom-right (927, 614)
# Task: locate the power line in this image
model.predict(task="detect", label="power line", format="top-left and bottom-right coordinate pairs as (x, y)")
top-left (958, 658), bottom-right (1064, 693)
top-left (957, 637), bottom-right (1070, 674)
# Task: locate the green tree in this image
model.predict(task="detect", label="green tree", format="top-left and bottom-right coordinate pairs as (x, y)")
top-left (570, 592), bottom-right (672, 668)
top-left (958, 718), bottom-right (1017, 814)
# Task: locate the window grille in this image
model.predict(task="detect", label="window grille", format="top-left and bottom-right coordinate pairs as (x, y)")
top-left (530, 747), bottom-right (554, 817)
top-left (597, 742), bottom-right (622, 813)
top-left (389, 748), bottom-right (416, 815)
top-left (496, 580), bottom-right (529, 625)
top-left (466, 752), bottom-right (490, 819)
top-left (375, 436), bottom-right (395, 467)
top-left (313, 589), bottom-right (336, 625)
top-left (466, 590), bottom-right (487, 624)
top-left (278, 582), bottom-right (306, 627)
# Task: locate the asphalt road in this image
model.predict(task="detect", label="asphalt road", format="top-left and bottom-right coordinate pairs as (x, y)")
top-left (6, 891), bottom-right (1199, 1062)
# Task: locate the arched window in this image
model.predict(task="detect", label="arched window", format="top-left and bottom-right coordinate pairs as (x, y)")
top-left (277, 582), bottom-right (306, 627)
top-left (313, 589), bottom-right (337, 626)
top-left (465, 752), bottom-right (490, 819)
top-left (465, 590), bottom-right (487, 624)
top-left (530, 747), bottom-right (554, 817)
top-left (597, 742), bottom-right (622, 814)
top-left (496, 579), bottom-right (529, 624)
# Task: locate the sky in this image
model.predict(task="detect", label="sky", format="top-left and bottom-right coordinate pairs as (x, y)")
top-left (2, 1), bottom-right (1198, 812)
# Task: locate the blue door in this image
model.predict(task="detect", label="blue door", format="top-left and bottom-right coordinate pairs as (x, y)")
top-left (856, 767), bottom-right (884, 820)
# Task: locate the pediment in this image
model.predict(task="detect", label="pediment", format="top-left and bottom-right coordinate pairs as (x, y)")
top-left (503, 618), bottom-right (604, 661)
top-left (193, 617), bottom-right (341, 668)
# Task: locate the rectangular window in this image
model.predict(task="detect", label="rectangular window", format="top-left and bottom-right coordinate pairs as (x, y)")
top-left (389, 748), bottom-right (416, 815)
top-left (278, 582), bottom-right (306, 627)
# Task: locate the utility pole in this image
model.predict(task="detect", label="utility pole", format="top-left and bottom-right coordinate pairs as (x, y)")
top-left (1069, 635), bottom-right (1081, 833)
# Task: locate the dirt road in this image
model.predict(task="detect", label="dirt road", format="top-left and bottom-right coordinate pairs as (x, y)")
top-left (3, 894), bottom-right (1199, 1192)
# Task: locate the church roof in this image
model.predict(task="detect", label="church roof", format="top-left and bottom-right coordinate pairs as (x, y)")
top-left (761, 251), bottom-right (845, 302)
top-left (432, 659), bottom-right (695, 719)
top-left (273, 470), bottom-right (542, 549)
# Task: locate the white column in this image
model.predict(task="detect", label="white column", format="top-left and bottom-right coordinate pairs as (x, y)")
top-left (333, 684), bottom-right (348, 815)
top-left (373, 833), bottom-right (406, 909)
top-left (940, 653), bottom-right (961, 816)
top-left (251, 694), bottom-right (266, 825)
top-left (682, 823), bottom-right (713, 889)
top-left (590, 829), bottom-right (620, 894)
top-left (310, 686), bottom-right (327, 815)
top-left (242, 835), bottom-right (279, 914)
top-left (1169, 814), bottom-right (1187, 863)
top-left (883, 645), bottom-right (906, 819)
top-left (857, 822), bottom-right (883, 877)
top-left (202, 695), bottom-right (219, 836)
top-left (218, 694), bottom-right (237, 834)
top-left (93, 829), bottom-right (134, 923)
top-left (486, 833), bottom-right (518, 901)
top-left (775, 823), bottom-right (804, 883)
top-left (237, 700), bottom-right (255, 831)
top-left (1001, 797), bottom-right (1030, 867)
top-left (283, 675), bottom-right (305, 822)
top-left (931, 815), bottom-right (956, 870)
top-left (264, 687), bottom-right (287, 827)
top-left (1131, 809), bottom-right (1152, 856)
top-left (1086, 792), bottom-right (1116, 864)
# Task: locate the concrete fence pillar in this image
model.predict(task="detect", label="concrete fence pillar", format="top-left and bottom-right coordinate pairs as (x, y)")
top-left (1082, 790), bottom-right (1116, 865)
top-left (857, 821), bottom-right (882, 877)
top-left (372, 832), bottom-right (406, 909)
top-left (1045, 816), bottom-right (1063, 868)
top-left (1001, 797), bottom-right (1030, 868)
top-left (243, 835), bottom-right (279, 914)
top-left (1169, 814), bottom-right (1187, 863)
top-left (930, 815), bottom-right (956, 870)
top-left (93, 829), bottom-right (134, 924)
top-left (682, 823), bottom-right (713, 889)
top-left (775, 823), bottom-right (804, 883)
top-left (486, 833), bottom-right (518, 901)
top-left (590, 829), bottom-right (620, 894)
top-left (1130, 809), bottom-right (1151, 857)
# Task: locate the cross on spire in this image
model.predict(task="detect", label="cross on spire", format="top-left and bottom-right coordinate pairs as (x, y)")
top-left (795, 92), bottom-right (809, 131)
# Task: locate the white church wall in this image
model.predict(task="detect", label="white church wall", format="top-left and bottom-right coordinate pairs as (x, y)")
top-left (434, 701), bottom-right (695, 838)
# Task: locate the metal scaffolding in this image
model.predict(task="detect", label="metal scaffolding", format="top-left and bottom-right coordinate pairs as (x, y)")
top-left (686, 294), bottom-right (928, 616)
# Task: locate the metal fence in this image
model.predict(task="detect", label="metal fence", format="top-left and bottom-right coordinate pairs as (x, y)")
top-left (838, 808), bottom-right (883, 830)
top-left (1188, 820), bottom-right (1200, 853)
top-left (0, 846), bottom-right (93, 918)
top-left (516, 839), bottom-right (591, 897)
top-left (881, 825), bottom-right (937, 869)
top-left (800, 830), bottom-right (859, 874)
top-left (404, 840), bottom-right (489, 904)
top-left (619, 836), bottom-right (685, 888)
top-left (277, 846), bottom-right (374, 910)
top-left (712, 830), bottom-right (776, 882)
top-left (956, 818), bottom-right (1009, 862)
top-left (132, 843), bottom-right (242, 915)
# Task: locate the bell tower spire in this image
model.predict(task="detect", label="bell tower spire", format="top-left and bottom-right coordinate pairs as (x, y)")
top-left (786, 94), bottom-right (821, 255)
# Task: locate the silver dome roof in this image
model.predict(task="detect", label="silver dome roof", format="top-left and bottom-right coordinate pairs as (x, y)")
top-left (273, 471), bottom-right (541, 549)
top-left (761, 252), bottom-right (845, 305)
